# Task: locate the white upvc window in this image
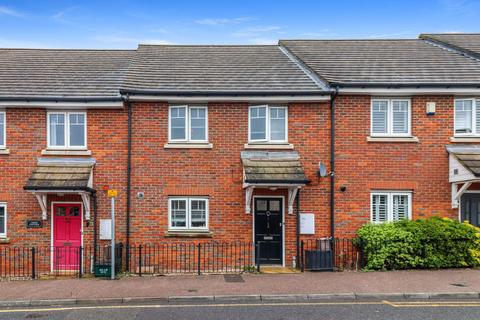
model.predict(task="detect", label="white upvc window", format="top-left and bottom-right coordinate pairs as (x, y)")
top-left (0, 203), bottom-right (6, 238)
top-left (249, 105), bottom-right (288, 143)
top-left (0, 111), bottom-right (5, 149)
top-left (454, 99), bottom-right (479, 135)
top-left (168, 197), bottom-right (209, 231)
top-left (371, 99), bottom-right (411, 136)
top-left (168, 105), bottom-right (208, 143)
top-left (47, 111), bottom-right (87, 149)
top-left (370, 191), bottom-right (412, 223)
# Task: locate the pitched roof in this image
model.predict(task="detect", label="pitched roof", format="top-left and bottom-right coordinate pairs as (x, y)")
top-left (420, 33), bottom-right (480, 60)
top-left (241, 151), bottom-right (309, 184)
top-left (0, 48), bottom-right (134, 100)
top-left (280, 39), bottom-right (480, 87)
top-left (122, 45), bottom-right (326, 95)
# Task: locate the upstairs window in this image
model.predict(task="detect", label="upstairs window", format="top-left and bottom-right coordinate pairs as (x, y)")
top-left (168, 197), bottom-right (209, 231)
top-left (0, 111), bottom-right (5, 149)
top-left (249, 105), bottom-right (288, 143)
top-left (371, 99), bottom-right (411, 136)
top-left (47, 112), bottom-right (86, 149)
top-left (371, 192), bottom-right (412, 223)
top-left (454, 99), bottom-right (478, 135)
top-left (169, 106), bottom-right (208, 142)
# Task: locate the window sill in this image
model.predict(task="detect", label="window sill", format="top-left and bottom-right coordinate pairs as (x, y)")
top-left (0, 238), bottom-right (10, 244)
top-left (0, 149), bottom-right (10, 155)
top-left (450, 137), bottom-right (480, 143)
top-left (244, 143), bottom-right (294, 150)
top-left (164, 143), bottom-right (213, 149)
top-left (165, 231), bottom-right (213, 238)
top-left (41, 149), bottom-right (92, 156)
top-left (367, 136), bottom-right (419, 143)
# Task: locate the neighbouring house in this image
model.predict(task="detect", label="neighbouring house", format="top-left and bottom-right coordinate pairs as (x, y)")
top-left (0, 34), bottom-right (479, 272)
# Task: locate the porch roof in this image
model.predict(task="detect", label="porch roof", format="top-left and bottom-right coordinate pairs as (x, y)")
top-left (446, 145), bottom-right (480, 178)
top-left (24, 158), bottom-right (96, 192)
top-left (241, 151), bottom-right (309, 185)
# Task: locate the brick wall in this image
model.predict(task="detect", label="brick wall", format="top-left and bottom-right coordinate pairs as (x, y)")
top-left (0, 108), bottom-right (128, 247)
top-left (334, 95), bottom-right (458, 237)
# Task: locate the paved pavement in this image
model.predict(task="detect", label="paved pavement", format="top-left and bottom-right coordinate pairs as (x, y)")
top-left (0, 300), bottom-right (479, 320)
top-left (0, 269), bottom-right (479, 304)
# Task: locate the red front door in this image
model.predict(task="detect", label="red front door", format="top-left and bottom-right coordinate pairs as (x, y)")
top-left (53, 203), bottom-right (82, 270)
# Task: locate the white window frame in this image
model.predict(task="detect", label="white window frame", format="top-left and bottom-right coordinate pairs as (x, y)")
top-left (454, 98), bottom-right (477, 136)
top-left (248, 105), bottom-right (288, 143)
top-left (370, 98), bottom-right (411, 137)
top-left (0, 111), bottom-right (5, 149)
top-left (168, 197), bottom-right (209, 231)
top-left (0, 203), bottom-right (7, 238)
top-left (370, 191), bottom-right (412, 223)
top-left (168, 105), bottom-right (209, 143)
top-left (47, 111), bottom-right (87, 150)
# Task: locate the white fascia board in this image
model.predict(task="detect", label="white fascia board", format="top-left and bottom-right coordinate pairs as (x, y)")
top-left (128, 95), bottom-right (331, 103)
top-left (0, 100), bottom-right (124, 109)
top-left (339, 87), bottom-right (480, 96)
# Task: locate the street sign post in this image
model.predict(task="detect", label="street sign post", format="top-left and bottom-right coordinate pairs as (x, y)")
top-left (107, 189), bottom-right (117, 280)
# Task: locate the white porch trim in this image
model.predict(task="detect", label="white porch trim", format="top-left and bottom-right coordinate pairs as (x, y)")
top-left (30, 190), bottom-right (92, 221)
top-left (35, 194), bottom-right (48, 220)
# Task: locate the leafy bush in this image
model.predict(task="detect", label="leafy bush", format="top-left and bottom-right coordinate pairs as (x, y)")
top-left (356, 217), bottom-right (480, 270)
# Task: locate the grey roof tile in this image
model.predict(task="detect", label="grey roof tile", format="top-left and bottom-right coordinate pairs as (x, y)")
top-left (122, 45), bottom-right (325, 94)
top-left (420, 33), bottom-right (480, 60)
top-left (0, 48), bottom-right (135, 99)
top-left (24, 161), bottom-right (94, 191)
top-left (280, 39), bottom-right (480, 87)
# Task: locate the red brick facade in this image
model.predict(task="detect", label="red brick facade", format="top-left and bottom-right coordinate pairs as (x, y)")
top-left (0, 95), bottom-right (467, 266)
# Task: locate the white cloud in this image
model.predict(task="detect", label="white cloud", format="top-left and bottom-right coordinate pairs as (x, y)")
top-left (233, 25), bottom-right (283, 37)
top-left (51, 6), bottom-right (80, 23)
top-left (249, 38), bottom-right (278, 45)
top-left (0, 6), bottom-right (23, 17)
top-left (93, 35), bottom-right (174, 45)
top-left (0, 38), bottom-right (49, 48)
top-left (195, 17), bottom-right (252, 25)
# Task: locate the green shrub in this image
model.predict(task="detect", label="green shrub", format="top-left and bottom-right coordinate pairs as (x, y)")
top-left (356, 217), bottom-right (480, 270)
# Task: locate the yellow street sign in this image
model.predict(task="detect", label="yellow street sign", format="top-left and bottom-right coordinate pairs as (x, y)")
top-left (107, 189), bottom-right (118, 198)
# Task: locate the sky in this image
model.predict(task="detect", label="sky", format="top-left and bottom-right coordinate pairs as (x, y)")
top-left (0, 0), bottom-right (479, 49)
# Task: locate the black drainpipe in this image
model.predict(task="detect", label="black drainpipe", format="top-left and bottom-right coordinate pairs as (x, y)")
top-left (125, 95), bottom-right (132, 271)
top-left (330, 87), bottom-right (338, 239)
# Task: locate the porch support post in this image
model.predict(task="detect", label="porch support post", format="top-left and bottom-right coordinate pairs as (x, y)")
top-left (35, 194), bottom-right (48, 220)
top-left (80, 193), bottom-right (91, 220)
top-left (451, 183), bottom-right (459, 209)
top-left (245, 186), bottom-right (254, 214)
top-left (288, 187), bottom-right (300, 215)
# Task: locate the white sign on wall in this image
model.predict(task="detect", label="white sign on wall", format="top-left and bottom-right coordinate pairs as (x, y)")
top-left (300, 213), bottom-right (315, 234)
top-left (100, 219), bottom-right (112, 240)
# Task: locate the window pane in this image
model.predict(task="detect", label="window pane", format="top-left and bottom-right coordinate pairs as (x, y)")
top-left (171, 200), bottom-right (186, 227)
top-left (0, 206), bottom-right (4, 234)
top-left (170, 107), bottom-right (186, 140)
top-left (455, 100), bottom-right (473, 134)
top-left (49, 114), bottom-right (65, 146)
top-left (69, 114), bottom-right (85, 147)
top-left (393, 195), bottom-right (408, 221)
top-left (372, 101), bottom-right (388, 134)
top-left (0, 113), bottom-right (4, 146)
top-left (250, 107), bottom-right (266, 140)
top-left (392, 101), bottom-right (408, 134)
top-left (372, 194), bottom-right (388, 223)
top-left (190, 107), bottom-right (206, 141)
top-left (190, 200), bottom-right (206, 228)
top-left (270, 107), bottom-right (286, 141)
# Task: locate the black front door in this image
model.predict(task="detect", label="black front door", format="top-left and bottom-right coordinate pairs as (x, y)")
top-left (254, 197), bottom-right (283, 265)
top-left (461, 194), bottom-right (480, 227)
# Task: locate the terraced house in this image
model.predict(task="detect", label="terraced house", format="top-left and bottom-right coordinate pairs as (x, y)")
top-left (0, 33), bottom-right (479, 272)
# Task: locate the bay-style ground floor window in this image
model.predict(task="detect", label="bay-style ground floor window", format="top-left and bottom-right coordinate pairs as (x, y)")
top-left (370, 191), bottom-right (412, 223)
top-left (168, 197), bottom-right (209, 231)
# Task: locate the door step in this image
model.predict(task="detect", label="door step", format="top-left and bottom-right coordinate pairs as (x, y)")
top-left (260, 266), bottom-right (300, 274)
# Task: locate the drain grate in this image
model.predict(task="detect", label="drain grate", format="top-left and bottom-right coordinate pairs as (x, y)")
top-left (224, 274), bottom-right (245, 283)
top-left (450, 283), bottom-right (467, 287)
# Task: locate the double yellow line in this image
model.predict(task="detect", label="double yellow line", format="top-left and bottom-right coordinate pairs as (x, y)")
top-left (0, 300), bottom-right (478, 314)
